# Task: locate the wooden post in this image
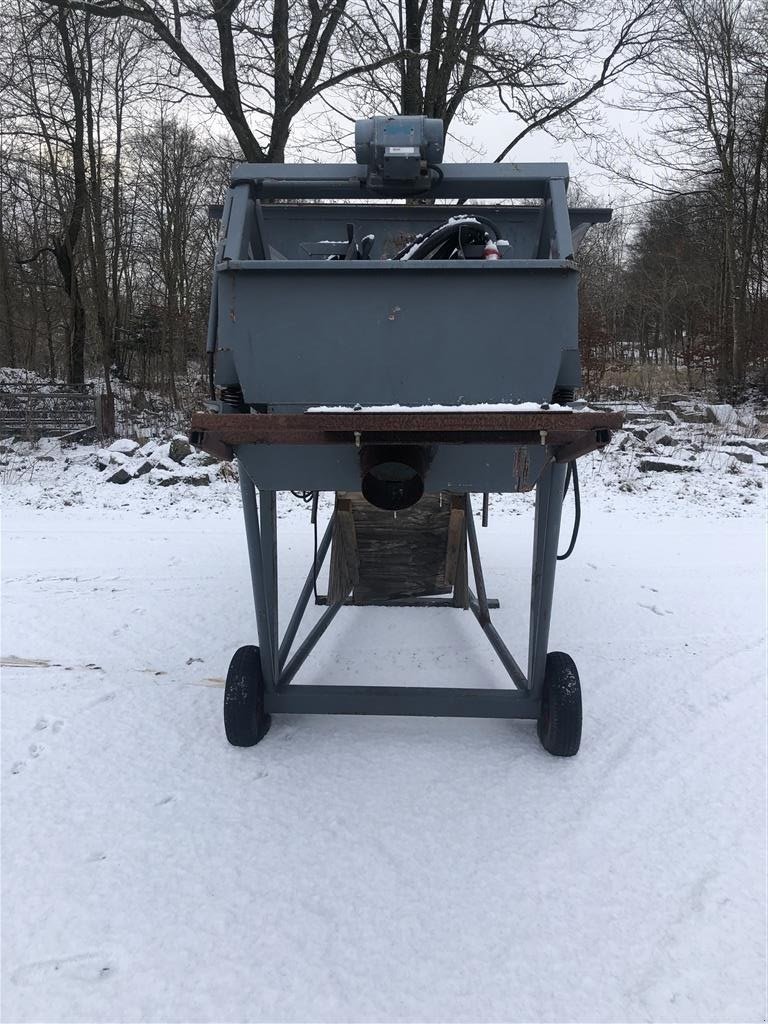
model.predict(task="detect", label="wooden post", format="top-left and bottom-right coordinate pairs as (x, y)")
top-left (95, 392), bottom-right (115, 439)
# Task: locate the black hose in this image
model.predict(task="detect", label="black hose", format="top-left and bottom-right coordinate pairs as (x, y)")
top-left (393, 216), bottom-right (495, 261)
top-left (312, 492), bottom-right (320, 603)
top-left (557, 461), bottom-right (581, 560)
top-left (468, 214), bottom-right (503, 239)
top-left (400, 221), bottom-right (474, 260)
top-left (207, 350), bottom-right (216, 401)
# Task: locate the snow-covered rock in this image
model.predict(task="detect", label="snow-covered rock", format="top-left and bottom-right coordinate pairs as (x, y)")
top-left (184, 451), bottom-right (219, 467)
top-left (153, 457), bottom-right (178, 474)
top-left (135, 441), bottom-right (158, 459)
top-left (169, 434), bottom-right (192, 464)
top-left (647, 426), bottom-right (676, 447)
top-left (717, 447), bottom-right (754, 464)
top-left (624, 410), bottom-right (676, 423)
top-left (705, 403), bottom-right (738, 426)
top-left (656, 393), bottom-right (689, 407)
top-left (102, 465), bottom-right (133, 484)
top-left (107, 438), bottom-right (140, 456)
top-left (149, 466), bottom-right (211, 487)
top-left (95, 449), bottom-right (129, 471)
top-left (151, 441), bottom-right (172, 463)
top-left (640, 456), bottom-right (698, 473)
top-left (663, 401), bottom-right (711, 423)
top-left (721, 437), bottom-right (768, 455)
top-left (65, 451), bottom-right (96, 467)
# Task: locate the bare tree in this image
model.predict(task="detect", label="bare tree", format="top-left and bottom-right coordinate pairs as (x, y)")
top-left (33, 0), bottom-right (412, 162)
top-left (131, 114), bottom-right (220, 399)
top-left (617, 0), bottom-right (767, 392)
top-left (4, 5), bottom-right (92, 384)
top-left (335, 0), bottom-right (663, 160)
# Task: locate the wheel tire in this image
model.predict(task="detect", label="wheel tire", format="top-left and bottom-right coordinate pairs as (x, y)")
top-left (224, 645), bottom-right (271, 746)
top-left (536, 651), bottom-right (582, 756)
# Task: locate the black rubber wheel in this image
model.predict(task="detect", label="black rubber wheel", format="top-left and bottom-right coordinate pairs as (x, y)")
top-left (536, 651), bottom-right (582, 756)
top-left (224, 645), bottom-right (271, 746)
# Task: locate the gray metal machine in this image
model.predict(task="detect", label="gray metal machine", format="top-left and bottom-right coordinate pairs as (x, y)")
top-left (191, 115), bottom-right (622, 755)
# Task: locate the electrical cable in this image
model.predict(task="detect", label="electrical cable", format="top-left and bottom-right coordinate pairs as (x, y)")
top-left (557, 461), bottom-right (581, 560)
top-left (391, 213), bottom-right (504, 262)
top-left (467, 213), bottom-right (503, 239)
top-left (207, 350), bottom-right (216, 401)
top-left (393, 218), bottom-right (491, 261)
top-left (291, 490), bottom-right (320, 600)
top-left (311, 492), bottom-right (320, 603)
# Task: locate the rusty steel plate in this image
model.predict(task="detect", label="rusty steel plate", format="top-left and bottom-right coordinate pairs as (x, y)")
top-left (189, 409), bottom-right (623, 462)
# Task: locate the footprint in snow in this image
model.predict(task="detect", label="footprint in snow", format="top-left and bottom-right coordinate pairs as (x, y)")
top-left (28, 743), bottom-right (44, 758)
top-left (33, 717), bottom-right (64, 733)
top-left (155, 795), bottom-right (174, 806)
top-left (638, 602), bottom-right (673, 616)
top-left (11, 953), bottom-right (115, 986)
top-left (87, 691), bottom-right (116, 709)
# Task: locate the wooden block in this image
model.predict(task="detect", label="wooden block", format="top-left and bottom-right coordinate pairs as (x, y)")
top-left (330, 491), bottom-right (457, 603)
top-left (327, 496), bottom-right (360, 605)
top-left (444, 495), bottom-right (466, 586)
top-left (452, 523), bottom-right (470, 609)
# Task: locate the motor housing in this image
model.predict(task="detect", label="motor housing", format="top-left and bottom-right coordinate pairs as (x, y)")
top-left (355, 116), bottom-right (444, 192)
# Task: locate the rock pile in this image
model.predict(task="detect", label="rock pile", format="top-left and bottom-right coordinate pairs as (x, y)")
top-left (593, 398), bottom-right (768, 475)
top-left (96, 434), bottom-right (222, 486)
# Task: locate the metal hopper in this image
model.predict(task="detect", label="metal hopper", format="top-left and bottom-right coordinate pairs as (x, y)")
top-left (191, 115), bottom-right (622, 755)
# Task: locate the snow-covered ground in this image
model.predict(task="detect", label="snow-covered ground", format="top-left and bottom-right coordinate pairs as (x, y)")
top-left (2, 440), bottom-right (767, 1023)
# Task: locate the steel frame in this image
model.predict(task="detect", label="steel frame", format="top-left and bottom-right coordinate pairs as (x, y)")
top-left (237, 456), bottom-right (568, 721)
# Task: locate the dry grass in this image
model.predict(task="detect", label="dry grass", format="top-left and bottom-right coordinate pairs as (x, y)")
top-left (587, 363), bottom-right (712, 402)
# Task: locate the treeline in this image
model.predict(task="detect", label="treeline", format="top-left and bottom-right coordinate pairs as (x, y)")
top-left (580, 0), bottom-right (767, 398)
top-left (0, 0), bottom-right (765, 403)
top-left (581, 189), bottom-right (768, 398)
top-left (1, 113), bottom-right (223, 401)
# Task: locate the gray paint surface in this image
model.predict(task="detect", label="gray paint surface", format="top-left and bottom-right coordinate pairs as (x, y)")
top-left (222, 264), bottom-right (577, 407)
top-left (236, 443), bottom-right (547, 493)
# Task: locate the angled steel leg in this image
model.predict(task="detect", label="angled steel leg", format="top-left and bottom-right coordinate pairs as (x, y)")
top-left (279, 515), bottom-right (335, 670)
top-left (260, 490), bottom-right (279, 682)
top-left (465, 495), bottom-right (528, 690)
top-left (528, 459), bottom-right (568, 699)
top-left (238, 464), bottom-right (277, 690)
